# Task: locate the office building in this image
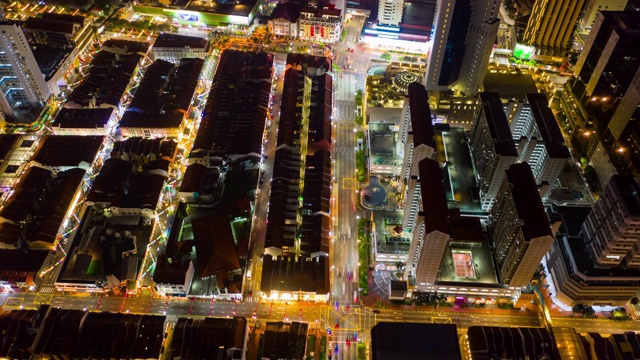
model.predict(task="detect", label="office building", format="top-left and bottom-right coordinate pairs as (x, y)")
top-left (490, 162), bottom-right (554, 287)
top-left (582, 175), bottom-right (640, 268)
top-left (399, 83), bottom-right (436, 231)
top-left (378, 0), bottom-right (404, 27)
top-left (424, 0), bottom-right (471, 91)
top-left (425, 0), bottom-right (501, 95)
top-left (522, 0), bottom-right (586, 56)
top-left (469, 92), bottom-right (518, 211)
top-left (454, 0), bottom-right (502, 96)
top-left (467, 326), bottom-right (560, 359)
top-left (579, 0), bottom-right (628, 31)
top-left (563, 11), bottom-right (640, 179)
top-left (0, 22), bottom-right (51, 123)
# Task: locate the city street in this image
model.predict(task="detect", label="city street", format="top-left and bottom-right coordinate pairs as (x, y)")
top-left (245, 54), bottom-right (287, 299)
top-left (3, 292), bottom-right (638, 339)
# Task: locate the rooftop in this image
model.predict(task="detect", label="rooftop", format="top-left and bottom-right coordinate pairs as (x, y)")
top-left (506, 162), bottom-right (552, 241)
top-left (418, 158), bottom-right (450, 235)
top-left (408, 82), bottom-right (436, 149)
top-left (260, 255), bottom-right (329, 294)
top-left (526, 93), bottom-right (571, 159)
top-left (483, 73), bottom-right (537, 100)
top-left (171, 317), bottom-right (247, 360)
top-left (53, 108), bottom-right (114, 129)
top-left (468, 326), bottom-right (560, 360)
top-left (32, 135), bottom-right (103, 168)
top-left (190, 213), bottom-right (241, 278)
top-left (192, 50), bottom-right (273, 156)
top-left (153, 33), bottom-right (209, 49)
top-left (269, 1), bottom-right (301, 22)
top-left (371, 322), bottom-right (461, 360)
top-left (478, 92), bottom-right (518, 157)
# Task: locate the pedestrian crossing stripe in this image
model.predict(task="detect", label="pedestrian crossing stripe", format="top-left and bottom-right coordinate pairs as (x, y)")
top-left (338, 122), bottom-right (355, 128)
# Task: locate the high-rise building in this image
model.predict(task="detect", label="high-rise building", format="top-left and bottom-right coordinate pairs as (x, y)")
top-left (469, 92), bottom-right (518, 211)
top-left (378, 0), bottom-right (404, 26)
top-left (400, 83), bottom-right (436, 231)
top-left (507, 93), bottom-right (571, 200)
top-left (406, 158), bottom-right (450, 285)
top-left (490, 162), bottom-right (554, 287)
top-left (579, 0), bottom-right (628, 31)
top-left (581, 175), bottom-right (640, 268)
top-left (0, 22), bottom-right (51, 122)
top-left (454, 0), bottom-right (502, 96)
top-left (563, 11), bottom-right (640, 178)
top-left (424, 0), bottom-right (472, 91)
top-left (522, 0), bottom-right (586, 56)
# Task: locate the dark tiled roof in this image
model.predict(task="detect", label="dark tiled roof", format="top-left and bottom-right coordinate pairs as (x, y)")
top-left (506, 162), bottom-right (552, 240)
top-left (371, 322), bottom-right (461, 360)
top-left (0, 167), bottom-right (86, 248)
top-left (128, 59), bottom-right (175, 113)
top-left (191, 214), bottom-right (240, 278)
top-left (269, 2), bottom-right (301, 22)
top-left (179, 163), bottom-right (220, 193)
top-left (0, 134), bottom-right (20, 161)
top-left (171, 317), bottom-right (246, 360)
top-left (192, 50), bottom-right (273, 156)
top-left (286, 53), bottom-right (332, 72)
top-left (166, 58), bottom-right (204, 113)
top-left (153, 33), bottom-right (209, 49)
top-left (0, 249), bottom-right (48, 273)
top-left (468, 326), bottom-right (560, 360)
top-left (41, 12), bottom-right (86, 25)
top-left (24, 17), bottom-right (74, 34)
top-left (260, 255), bottom-right (329, 294)
top-left (32, 135), bottom-right (103, 167)
top-left (408, 82), bottom-right (436, 149)
top-left (54, 108), bottom-right (114, 129)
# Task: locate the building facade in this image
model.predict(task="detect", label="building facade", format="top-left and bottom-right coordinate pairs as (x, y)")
top-left (0, 22), bottom-right (51, 122)
top-left (582, 175), bottom-right (640, 268)
top-left (152, 33), bottom-right (210, 64)
top-left (378, 0), bottom-right (404, 27)
top-left (490, 162), bottom-right (554, 287)
top-left (469, 92), bottom-right (518, 211)
top-left (298, 7), bottom-right (342, 43)
top-left (454, 0), bottom-right (502, 96)
top-left (579, 0), bottom-right (628, 31)
top-left (565, 11), bottom-right (640, 179)
top-left (522, 0), bottom-right (586, 56)
top-left (400, 83), bottom-right (436, 232)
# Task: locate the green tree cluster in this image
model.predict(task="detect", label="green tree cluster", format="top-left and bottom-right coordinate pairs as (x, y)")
top-left (356, 150), bottom-right (367, 182)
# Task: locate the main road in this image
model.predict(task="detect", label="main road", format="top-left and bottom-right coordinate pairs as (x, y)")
top-left (3, 292), bottom-right (638, 337)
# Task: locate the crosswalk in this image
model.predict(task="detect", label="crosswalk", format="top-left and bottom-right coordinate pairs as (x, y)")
top-left (335, 73), bottom-right (357, 102)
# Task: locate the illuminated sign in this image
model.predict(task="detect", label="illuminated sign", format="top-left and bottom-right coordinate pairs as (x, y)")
top-left (178, 12), bottom-right (199, 22)
top-left (513, 43), bottom-right (535, 60)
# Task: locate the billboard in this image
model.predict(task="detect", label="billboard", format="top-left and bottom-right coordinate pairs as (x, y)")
top-left (513, 43), bottom-right (535, 60)
top-left (178, 12), bottom-right (199, 22)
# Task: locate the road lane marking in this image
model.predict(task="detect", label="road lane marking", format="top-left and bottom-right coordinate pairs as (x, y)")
top-left (34, 294), bottom-right (53, 305)
top-left (4, 298), bottom-right (24, 308)
top-left (342, 178), bottom-right (357, 190)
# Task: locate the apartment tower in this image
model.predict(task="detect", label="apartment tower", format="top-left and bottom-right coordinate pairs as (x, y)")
top-left (0, 22), bottom-right (51, 122)
top-left (581, 175), bottom-right (640, 269)
top-left (490, 162), bottom-right (554, 287)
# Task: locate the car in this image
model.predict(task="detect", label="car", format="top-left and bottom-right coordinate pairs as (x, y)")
top-left (372, 309), bottom-right (381, 314)
top-left (335, 321), bottom-right (340, 329)
top-left (346, 338), bottom-right (351, 347)
top-left (327, 327), bottom-right (332, 335)
top-left (334, 344), bottom-right (339, 354)
top-left (334, 301), bottom-right (339, 311)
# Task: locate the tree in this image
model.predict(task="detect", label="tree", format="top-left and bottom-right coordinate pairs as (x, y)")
top-left (357, 343), bottom-right (367, 360)
top-left (631, 296), bottom-right (639, 305)
top-left (380, 52), bottom-right (391, 61)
